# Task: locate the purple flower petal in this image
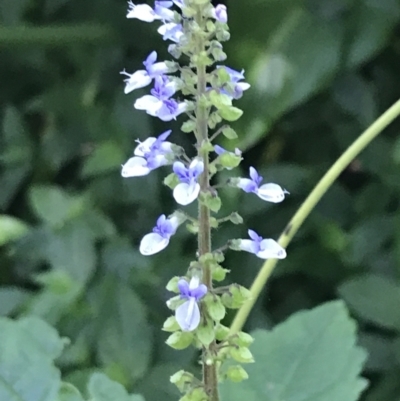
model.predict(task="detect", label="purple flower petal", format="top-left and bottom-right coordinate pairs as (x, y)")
top-left (237, 178), bottom-right (257, 193)
top-left (178, 279), bottom-right (190, 298)
top-left (248, 229), bottom-right (261, 242)
top-left (249, 167), bottom-right (261, 184)
top-left (214, 145), bottom-right (226, 155)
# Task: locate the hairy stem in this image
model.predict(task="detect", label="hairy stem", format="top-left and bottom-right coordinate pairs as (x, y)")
top-left (230, 98), bottom-right (400, 334)
top-left (194, 6), bottom-right (219, 401)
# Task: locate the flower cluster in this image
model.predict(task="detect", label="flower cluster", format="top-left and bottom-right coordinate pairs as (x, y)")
top-left (121, 0), bottom-right (289, 397)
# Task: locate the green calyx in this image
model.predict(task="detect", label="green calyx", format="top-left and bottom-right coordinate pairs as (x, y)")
top-left (166, 331), bottom-right (194, 350)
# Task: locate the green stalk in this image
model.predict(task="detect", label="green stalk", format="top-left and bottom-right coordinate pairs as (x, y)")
top-left (230, 98), bottom-right (400, 334)
top-left (194, 7), bottom-right (220, 401)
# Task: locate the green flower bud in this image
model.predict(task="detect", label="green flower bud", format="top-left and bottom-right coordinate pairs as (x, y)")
top-left (210, 217), bottom-right (218, 228)
top-left (209, 90), bottom-right (232, 109)
top-left (166, 295), bottom-right (183, 310)
top-left (214, 251), bottom-right (225, 263)
top-left (200, 140), bottom-right (214, 153)
top-left (181, 120), bottom-right (196, 133)
top-left (226, 365), bottom-right (249, 382)
top-left (211, 264), bottom-right (229, 282)
top-left (215, 324), bottom-right (230, 341)
top-left (216, 67), bottom-right (230, 85)
top-left (221, 285), bottom-right (252, 309)
top-left (222, 126), bottom-right (238, 139)
top-left (199, 253), bottom-right (214, 264)
top-left (211, 47), bottom-right (227, 62)
top-left (180, 387), bottom-right (208, 401)
top-left (170, 370), bottom-right (195, 393)
top-left (219, 106), bottom-right (243, 122)
top-left (228, 238), bottom-right (242, 251)
top-left (166, 331), bottom-right (194, 350)
top-left (204, 294), bottom-right (226, 321)
top-left (199, 192), bottom-right (221, 213)
top-left (186, 222), bottom-right (199, 234)
top-left (216, 29), bottom-right (230, 42)
top-left (235, 331), bottom-right (254, 347)
top-left (163, 316), bottom-right (180, 332)
top-left (181, 6), bottom-right (196, 18)
top-left (166, 276), bottom-right (181, 293)
top-left (196, 317), bottom-right (215, 346)
top-left (230, 346), bottom-right (254, 363)
top-left (206, 20), bottom-right (216, 33)
top-left (208, 111), bottom-right (223, 129)
top-left (218, 152), bottom-right (242, 169)
top-left (164, 173), bottom-right (180, 189)
top-left (229, 212), bottom-right (243, 225)
top-left (209, 162), bottom-right (217, 175)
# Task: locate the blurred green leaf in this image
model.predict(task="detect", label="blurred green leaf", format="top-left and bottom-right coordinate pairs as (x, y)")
top-left (81, 141), bottom-right (124, 178)
top-left (44, 220), bottom-right (96, 283)
top-left (29, 186), bottom-right (86, 227)
top-left (91, 278), bottom-right (153, 383)
top-left (0, 0), bottom-right (29, 27)
top-left (27, 270), bottom-right (83, 325)
top-left (338, 274), bottom-right (400, 330)
top-left (0, 316), bottom-right (65, 401)
top-left (0, 106), bottom-right (32, 209)
top-left (0, 287), bottom-right (30, 316)
top-left (220, 301), bottom-right (367, 401)
top-left (88, 373), bottom-right (144, 401)
top-left (0, 214), bottom-right (29, 245)
top-left (56, 383), bottom-right (85, 401)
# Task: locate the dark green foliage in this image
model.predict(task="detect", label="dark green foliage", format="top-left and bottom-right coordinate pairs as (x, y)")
top-left (1, 0), bottom-right (400, 400)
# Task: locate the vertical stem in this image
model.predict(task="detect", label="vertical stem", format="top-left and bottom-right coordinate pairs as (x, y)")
top-left (194, 6), bottom-right (220, 401)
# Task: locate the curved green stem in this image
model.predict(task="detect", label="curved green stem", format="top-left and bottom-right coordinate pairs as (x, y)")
top-left (230, 98), bottom-right (400, 334)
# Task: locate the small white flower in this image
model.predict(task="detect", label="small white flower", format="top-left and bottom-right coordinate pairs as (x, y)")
top-left (139, 215), bottom-right (180, 255)
top-left (238, 230), bottom-right (286, 259)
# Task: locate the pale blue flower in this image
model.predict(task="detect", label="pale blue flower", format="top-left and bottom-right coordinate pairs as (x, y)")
top-left (239, 229), bottom-right (286, 259)
top-left (237, 167), bottom-right (287, 203)
top-left (158, 22), bottom-right (183, 42)
top-left (217, 66), bottom-right (250, 99)
top-left (121, 130), bottom-right (173, 177)
top-left (127, 1), bottom-right (175, 22)
top-left (121, 51), bottom-right (170, 93)
top-left (140, 214), bottom-right (180, 255)
top-left (134, 76), bottom-right (187, 121)
top-left (173, 159), bottom-right (204, 205)
top-left (175, 277), bottom-right (207, 331)
top-left (211, 4), bottom-right (227, 23)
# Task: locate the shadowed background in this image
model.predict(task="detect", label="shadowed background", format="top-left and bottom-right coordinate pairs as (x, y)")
top-left (1, 0), bottom-right (400, 400)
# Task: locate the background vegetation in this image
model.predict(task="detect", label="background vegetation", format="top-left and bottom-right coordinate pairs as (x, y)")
top-left (1, 0), bottom-right (400, 400)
